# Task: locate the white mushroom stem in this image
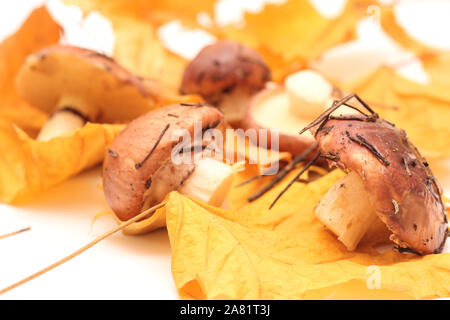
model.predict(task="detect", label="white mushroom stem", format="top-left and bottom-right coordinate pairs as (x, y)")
top-left (37, 110), bottom-right (85, 141)
top-left (37, 95), bottom-right (93, 141)
top-left (178, 157), bottom-right (234, 206)
top-left (314, 171), bottom-right (382, 251)
top-left (285, 70), bottom-right (357, 120)
top-left (218, 87), bottom-right (253, 126)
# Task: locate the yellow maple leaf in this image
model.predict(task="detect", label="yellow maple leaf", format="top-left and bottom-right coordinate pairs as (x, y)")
top-left (67, 0), bottom-right (375, 83)
top-left (110, 15), bottom-right (188, 98)
top-left (341, 66), bottom-right (450, 159)
top-left (219, 0), bottom-right (375, 81)
top-left (0, 7), bottom-right (61, 135)
top-left (422, 53), bottom-right (450, 87)
top-left (64, 0), bottom-right (215, 27)
top-left (226, 163), bottom-right (327, 212)
top-left (165, 170), bottom-right (450, 300)
top-left (0, 120), bottom-right (124, 203)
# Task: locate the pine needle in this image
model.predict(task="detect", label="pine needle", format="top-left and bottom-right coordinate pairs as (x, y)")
top-left (0, 201), bottom-right (167, 296)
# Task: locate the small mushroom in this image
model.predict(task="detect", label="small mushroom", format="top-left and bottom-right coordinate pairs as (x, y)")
top-left (15, 45), bottom-right (161, 141)
top-left (103, 103), bottom-right (235, 221)
top-left (242, 69), bottom-right (351, 155)
top-left (309, 95), bottom-right (448, 254)
top-left (180, 40), bottom-right (271, 127)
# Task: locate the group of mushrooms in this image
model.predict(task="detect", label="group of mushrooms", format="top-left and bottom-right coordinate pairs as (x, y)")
top-left (15, 41), bottom-right (448, 256)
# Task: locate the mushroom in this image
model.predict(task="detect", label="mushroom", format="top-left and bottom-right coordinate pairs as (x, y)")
top-left (241, 69), bottom-right (352, 155)
top-left (180, 40), bottom-right (271, 127)
top-left (103, 103), bottom-right (235, 221)
top-left (307, 95), bottom-right (448, 254)
top-left (15, 45), bottom-right (160, 141)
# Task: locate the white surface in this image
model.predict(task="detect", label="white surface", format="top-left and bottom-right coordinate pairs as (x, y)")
top-left (0, 0), bottom-right (450, 299)
top-left (0, 166), bottom-right (176, 299)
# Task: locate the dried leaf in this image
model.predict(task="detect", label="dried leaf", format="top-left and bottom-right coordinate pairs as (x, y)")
top-left (226, 163), bottom-right (326, 211)
top-left (68, 0), bottom-right (374, 83)
top-left (64, 0), bottom-right (215, 27)
top-left (379, 5), bottom-right (439, 57)
top-left (342, 66), bottom-right (450, 159)
top-left (219, 0), bottom-right (375, 81)
top-left (90, 207), bottom-right (167, 236)
top-left (110, 15), bottom-right (188, 98)
top-left (165, 170), bottom-right (450, 299)
top-left (207, 168), bottom-right (346, 233)
top-left (422, 53), bottom-right (450, 87)
top-left (0, 7), bottom-right (61, 135)
top-left (121, 206), bottom-right (167, 235)
top-left (0, 120), bottom-right (124, 203)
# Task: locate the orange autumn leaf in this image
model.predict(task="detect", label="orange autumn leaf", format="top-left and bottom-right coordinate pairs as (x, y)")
top-left (0, 6), bottom-right (61, 135)
top-left (64, 0), bottom-right (215, 27)
top-left (219, 0), bottom-right (375, 81)
top-left (256, 47), bottom-right (305, 84)
top-left (110, 15), bottom-right (188, 98)
top-left (165, 169), bottom-right (450, 300)
top-left (68, 0), bottom-right (375, 83)
top-left (422, 52), bottom-right (450, 87)
top-left (203, 167), bottom-right (345, 234)
top-left (341, 66), bottom-right (450, 159)
top-left (225, 163), bottom-right (326, 211)
top-left (379, 5), bottom-right (440, 58)
top-left (225, 164), bottom-right (273, 210)
top-left (0, 120), bottom-right (124, 203)
top-left (94, 205), bottom-right (167, 236)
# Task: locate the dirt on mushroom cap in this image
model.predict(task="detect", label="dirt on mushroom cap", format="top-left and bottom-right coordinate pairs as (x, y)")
top-left (180, 41), bottom-right (271, 105)
top-left (103, 104), bottom-right (225, 221)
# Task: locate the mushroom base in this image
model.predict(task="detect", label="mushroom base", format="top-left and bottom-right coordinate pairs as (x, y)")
top-left (178, 157), bottom-right (234, 206)
top-left (142, 155), bottom-right (234, 212)
top-left (315, 171), bottom-right (390, 251)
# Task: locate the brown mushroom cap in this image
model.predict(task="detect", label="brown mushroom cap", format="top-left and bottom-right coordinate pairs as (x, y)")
top-left (15, 45), bottom-right (161, 122)
top-left (313, 115), bottom-right (448, 254)
top-left (103, 104), bottom-right (224, 221)
top-left (180, 41), bottom-right (271, 104)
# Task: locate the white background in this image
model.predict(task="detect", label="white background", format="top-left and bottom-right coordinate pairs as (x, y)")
top-left (0, 0), bottom-right (449, 299)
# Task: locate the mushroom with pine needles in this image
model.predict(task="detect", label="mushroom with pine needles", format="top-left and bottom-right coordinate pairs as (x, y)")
top-left (103, 103), bottom-right (235, 222)
top-left (270, 94), bottom-right (448, 255)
